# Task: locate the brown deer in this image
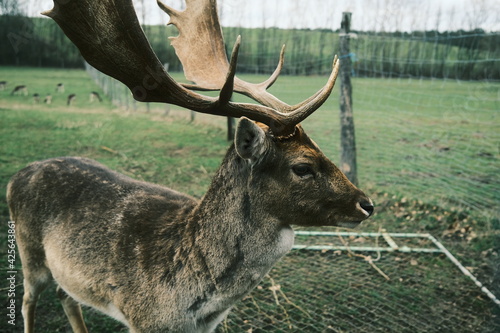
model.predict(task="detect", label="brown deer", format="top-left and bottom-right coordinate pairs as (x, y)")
top-left (32, 93), bottom-right (40, 104)
top-left (67, 93), bottom-right (76, 106)
top-left (43, 94), bottom-right (52, 104)
top-left (56, 82), bottom-right (64, 93)
top-left (8, 0), bottom-right (373, 332)
top-left (89, 91), bottom-right (102, 103)
top-left (10, 85), bottom-right (28, 96)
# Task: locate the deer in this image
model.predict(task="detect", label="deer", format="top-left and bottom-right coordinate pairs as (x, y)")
top-left (89, 91), bottom-right (102, 103)
top-left (56, 82), bottom-right (65, 93)
top-left (67, 93), bottom-right (76, 106)
top-left (44, 94), bottom-right (52, 104)
top-left (10, 85), bottom-right (28, 96)
top-left (7, 0), bottom-right (374, 332)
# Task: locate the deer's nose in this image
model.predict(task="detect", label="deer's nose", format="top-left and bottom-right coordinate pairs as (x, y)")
top-left (359, 199), bottom-right (374, 217)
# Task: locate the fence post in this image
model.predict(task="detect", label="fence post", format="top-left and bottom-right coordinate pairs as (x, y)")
top-left (339, 12), bottom-right (358, 186)
top-left (227, 96), bottom-right (235, 141)
top-left (227, 117), bottom-right (235, 141)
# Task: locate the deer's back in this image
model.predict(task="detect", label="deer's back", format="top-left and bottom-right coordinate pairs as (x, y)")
top-left (7, 156), bottom-right (198, 277)
top-left (8, 156), bottom-right (198, 227)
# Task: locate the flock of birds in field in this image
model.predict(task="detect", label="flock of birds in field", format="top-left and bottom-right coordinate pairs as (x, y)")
top-left (1, 81), bottom-right (102, 106)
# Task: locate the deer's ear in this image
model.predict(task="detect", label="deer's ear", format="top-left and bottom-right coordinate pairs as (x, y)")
top-left (235, 117), bottom-right (267, 161)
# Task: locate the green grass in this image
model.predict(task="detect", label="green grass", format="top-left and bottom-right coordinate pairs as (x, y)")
top-left (233, 73), bottom-right (499, 232)
top-left (0, 67), bottom-right (228, 200)
top-left (0, 66), bottom-right (498, 332)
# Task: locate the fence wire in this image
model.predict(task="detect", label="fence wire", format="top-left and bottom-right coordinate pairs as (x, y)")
top-left (216, 235), bottom-right (499, 333)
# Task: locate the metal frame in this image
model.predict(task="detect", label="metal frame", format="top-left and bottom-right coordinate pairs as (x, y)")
top-left (293, 231), bottom-right (500, 307)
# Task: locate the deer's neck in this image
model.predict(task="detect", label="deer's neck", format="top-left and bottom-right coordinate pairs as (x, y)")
top-left (186, 146), bottom-right (294, 290)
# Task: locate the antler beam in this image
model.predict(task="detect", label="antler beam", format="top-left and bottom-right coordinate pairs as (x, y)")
top-left (44, 0), bottom-right (339, 136)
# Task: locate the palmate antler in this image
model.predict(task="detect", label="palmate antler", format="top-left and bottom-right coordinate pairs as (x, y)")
top-left (44, 0), bottom-right (339, 136)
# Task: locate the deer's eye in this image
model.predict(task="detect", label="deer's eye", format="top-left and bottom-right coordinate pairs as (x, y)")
top-left (292, 164), bottom-right (314, 178)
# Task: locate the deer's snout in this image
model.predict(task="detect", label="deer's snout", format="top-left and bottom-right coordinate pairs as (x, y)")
top-left (358, 198), bottom-right (374, 217)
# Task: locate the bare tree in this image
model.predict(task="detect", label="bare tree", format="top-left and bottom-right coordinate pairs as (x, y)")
top-left (467, 0), bottom-right (490, 30)
top-left (0, 0), bottom-right (21, 15)
top-left (434, 5), bottom-right (442, 32)
top-left (447, 5), bottom-right (458, 31)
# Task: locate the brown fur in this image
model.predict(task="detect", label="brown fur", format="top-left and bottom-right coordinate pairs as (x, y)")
top-left (8, 119), bottom-right (372, 332)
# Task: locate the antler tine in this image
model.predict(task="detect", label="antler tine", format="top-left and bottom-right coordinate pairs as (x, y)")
top-left (232, 44), bottom-right (293, 112)
top-left (157, 0), bottom-right (180, 22)
top-left (256, 44), bottom-right (286, 91)
top-left (219, 36), bottom-right (240, 105)
top-left (181, 44), bottom-right (285, 94)
top-left (283, 55), bottom-right (340, 125)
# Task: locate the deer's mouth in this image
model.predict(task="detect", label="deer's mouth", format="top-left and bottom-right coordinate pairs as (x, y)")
top-left (338, 221), bottom-right (362, 229)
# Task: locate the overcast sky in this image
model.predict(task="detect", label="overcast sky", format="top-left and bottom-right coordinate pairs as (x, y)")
top-left (27, 0), bottom-right (500, 32)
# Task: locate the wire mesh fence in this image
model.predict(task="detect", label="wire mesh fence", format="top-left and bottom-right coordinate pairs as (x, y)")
top-left (2, 2), bottom-right (499, 331)
top-left (85, 62), bottom-right (141, 111)
top-left (79, 16), bottom-right (500, 333)
top-left (217, 232), bottom-right (499, 333)
top-left (85, 62), bottom-right (175, 115)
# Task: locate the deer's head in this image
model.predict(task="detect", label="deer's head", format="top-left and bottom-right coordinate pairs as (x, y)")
top-left (235, 118), bottom-right (373, 228)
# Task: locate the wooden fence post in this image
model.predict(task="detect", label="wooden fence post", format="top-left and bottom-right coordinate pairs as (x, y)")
top-left (339, 12), bottom-right (358, 186)
top-left (227, 117), bottom-right (235, 141)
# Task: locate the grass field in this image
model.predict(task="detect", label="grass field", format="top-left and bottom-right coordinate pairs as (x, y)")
top-left (0, 66), bottom-right (498, 332)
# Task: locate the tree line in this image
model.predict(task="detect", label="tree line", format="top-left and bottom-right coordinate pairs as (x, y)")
top-left (1, 15), bottom-right (498, 80)
top-left (353, 29), bottom-right (500, 80)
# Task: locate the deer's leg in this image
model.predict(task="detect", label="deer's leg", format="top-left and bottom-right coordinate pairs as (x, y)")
top-left (22, 281), bottom-right (38, 333)
top-left (21, 269), bottom-right (50, 333)
top-left (56, 286), bottom-right (89, 333)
